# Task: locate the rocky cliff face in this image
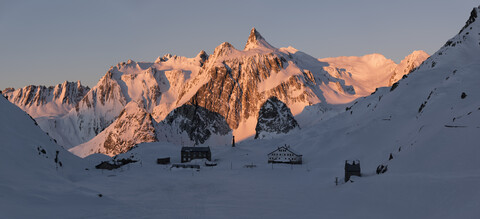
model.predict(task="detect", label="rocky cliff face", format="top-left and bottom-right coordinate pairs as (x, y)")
top-left (69, 101), bottom-right (157, 157)
top-left (160, 104), bottom-right (231, 145)
top-left (255, 97), bottom-right (299, 139)
top-left (2, 81), bottom-right (89, 118)
top-left (186, 28), bottom-right (354, 139)
top-left (70, 103), bottom-right (231, 157)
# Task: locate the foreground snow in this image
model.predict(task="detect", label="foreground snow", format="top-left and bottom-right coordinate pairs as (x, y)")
top-left (59, 140), bottom-right (480, 218)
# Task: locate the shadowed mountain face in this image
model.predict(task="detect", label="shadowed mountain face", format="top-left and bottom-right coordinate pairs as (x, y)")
top-left (162, 104), bottom-right (231, 145)
top-left (255, 96), bottom-right (299, 139)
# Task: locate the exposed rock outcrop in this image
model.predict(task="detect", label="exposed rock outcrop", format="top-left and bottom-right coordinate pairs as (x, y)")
top-left (2, 81), bottom-right (89, 118)
top-left (255, 97), bottom-right (299, 139)
top-left (162, 104), bottom-right (231, 145)
top-left (69, 101), bottom-right (157, 157)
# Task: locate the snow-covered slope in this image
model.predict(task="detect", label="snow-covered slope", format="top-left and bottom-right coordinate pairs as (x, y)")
top-left (0, 95), bottom-right (83, 175)
top-left (0, 95), bottom-right (128, 217)
top-left (298, 5), bottom-right (480, 175)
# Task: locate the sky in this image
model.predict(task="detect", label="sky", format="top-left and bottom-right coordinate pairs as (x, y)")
top-left (0, 0), bottom-right (478, 89)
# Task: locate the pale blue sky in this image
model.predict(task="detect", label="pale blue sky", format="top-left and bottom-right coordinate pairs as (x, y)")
top-left (1, 0), bottom-right (478, 89)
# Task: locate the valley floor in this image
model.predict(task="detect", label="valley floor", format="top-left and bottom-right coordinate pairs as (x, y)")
top-left (19, 141), bottom-right (478, 219)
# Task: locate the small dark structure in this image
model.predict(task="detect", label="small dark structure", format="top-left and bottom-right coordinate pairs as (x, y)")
top-left (157, 157), bottom-right (171, 165)
top-left (95, 162), bottom-right (117, 170)
top-left (181, 146), bottom-right (211, 163)
top-left (376, 164), bottom-right (388, 174)
top-left (95, 158), bottom-right (137, 170)
top-left (171, 163), bottom-right (201, 169)
top-left (344, 160), bottom-right (361, 182)
top-left (205, 160), bottom-right (217, 166)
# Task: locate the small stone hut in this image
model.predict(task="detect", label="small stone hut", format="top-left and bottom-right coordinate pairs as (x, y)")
top-left (344, 160), bottom-right (361, 182)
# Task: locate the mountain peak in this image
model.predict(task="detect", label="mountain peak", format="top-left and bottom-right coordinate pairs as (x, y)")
top-left (459, 6), bottom-right (480, 34)
top-left (404, 50), bottom-right (429, 60)
top-left (244, 28), bottom-right (275, 51)
top-left (213, 42), bottom-right (236, 57)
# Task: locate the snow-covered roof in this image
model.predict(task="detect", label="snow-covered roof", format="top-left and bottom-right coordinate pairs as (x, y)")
top-left (268, 145), bottom-right (302, 156)
top-left (181, 146), bottom-right (211, 152)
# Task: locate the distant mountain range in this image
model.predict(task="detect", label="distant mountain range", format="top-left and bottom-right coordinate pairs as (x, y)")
top-left (2, 28), bottom-right (428, 157)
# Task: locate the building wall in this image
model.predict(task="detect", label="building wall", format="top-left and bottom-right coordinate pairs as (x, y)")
top-left (181, 151), bottom-right (211, 163)
top-left (268, 148), bottom-right (302, 164)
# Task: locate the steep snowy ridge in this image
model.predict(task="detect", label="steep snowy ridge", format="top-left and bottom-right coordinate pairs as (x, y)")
top-left (388, 50), bottom-right (429, 86)
top-left (2, 81), bottom-right (89, 118)
top-left (330, 5), bottom-right (480, 176)
top-left (0, 94), bottom-right (142, 217)
top-left (0, 95), bottom-right (113, 217)
top-left (0, 95), bottom-right (83, 175)
top-left (244, 28), bottom-right (276, 51)
top-left (418, 6), bottom-right (480, 71)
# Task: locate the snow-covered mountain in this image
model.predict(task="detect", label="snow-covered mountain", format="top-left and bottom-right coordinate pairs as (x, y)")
top-left (0, 95), bottom-right (124, 217)
top-left (0, 95), bottom-right (82, 174)
top-left (307, 4), bottom-right (480, 181)
top-left (69, 101), bottom-right (158, 157)
top-left (2, 81), bottom-right (89, 118)
top-left (319, 50), bottom-right (428, 97)
top-left (3, 28), bottom-right (427, 156)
